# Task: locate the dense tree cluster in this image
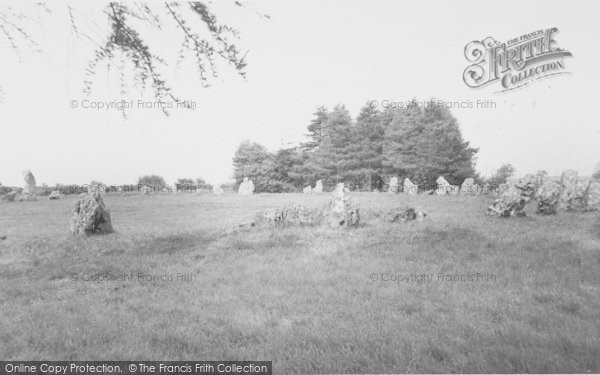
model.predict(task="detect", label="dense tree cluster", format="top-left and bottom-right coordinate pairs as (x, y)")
top-left (233, 100), bottom-right (480, 192)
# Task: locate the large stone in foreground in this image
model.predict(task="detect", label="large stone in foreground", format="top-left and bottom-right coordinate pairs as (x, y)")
top-left (584, 180), bottom-right (600, 211)
top-left (487, 174), bottom-right (536, 217)
top-left (558, 170), bottom-right (587, 211)
top-left (322, 184), bottom-right (360, 228)
top-left (70, 191), bottom-right (114, 236)
top-left (535, 180), bottom-right (561, 215)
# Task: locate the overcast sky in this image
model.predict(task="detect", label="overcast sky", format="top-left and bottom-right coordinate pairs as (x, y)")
top-left (1, 0), bottom-right (599, 187)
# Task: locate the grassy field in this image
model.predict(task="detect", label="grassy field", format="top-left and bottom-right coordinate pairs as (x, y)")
top-left (1, 192), bottom-right (599, 373)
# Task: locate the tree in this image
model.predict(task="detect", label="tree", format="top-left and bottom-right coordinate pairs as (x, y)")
top-left (301, 106), bottom-right (329, 151)
top-left (270, 147), bottom-right (307, 191)
top-left (487, 163), bottom-right (516, 188)
top-left (195, 177), bottom-right (212, 190)
top-left (382, 99), bottom-right (479, 189)
top-left (138, 174), bottom-right (167, 188)
top-left (177, 178), bottom-right (195, 186)
top-left (346, 103), bottom-right (385, 190)
top-left (232, 140), bottom-right (272, 192)
top-left (1, 3), bottom-right (261, 113)
top-left (308, 104), bottom-right (357, 188)
top-left (286, 148), bottom-right (314, 189)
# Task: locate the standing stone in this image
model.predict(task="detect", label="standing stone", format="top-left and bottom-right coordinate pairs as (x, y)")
top-left (388, 177), bottom-right (399, 193)
top-left (20, 170), bottom-right (37, 201)
top-left (403, 178), bottom-right (418, 195)
top-left (48, 191), bottom-right (61, 200)
top-left (70, 190), bottom-right (114, 236)
top-left (435, 176), bottom-right (451, 195)
top-left (535, 180), bottom-right (562, 215)
top-left (558, 170), bottom-right (585, 211)
top-left (534, 171), bottom-right (548, 194)
top-left (482, 183), bottom-right (490, 194)
top-left (212, 185), bottom-right (224, 195)
top-left (332, 182), bottom-right (345, 197)
top-left (460, 178), bottom-right (477, 196)
top-left (238, 177), bottom-right (255, 195)
top-left (322, 183), bottom-right (359, 228)
top-left (313, 180), bottom-right (323, 193)
top-left (487, 174), bottom-right (536, 217)
top-left (141, 185), bottom-right (152, 195)
top-left (303, 186), bottom-right (312, 194)
top-left (584, 180), bottom-right (600, 211)
top-left (436, 176), bottom-right (449, 186)
top-left (23, 170), bottom-right (36, 194)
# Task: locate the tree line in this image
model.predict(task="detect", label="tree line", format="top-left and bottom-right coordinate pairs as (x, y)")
top-left (233, 100), bottom-right (480, 192)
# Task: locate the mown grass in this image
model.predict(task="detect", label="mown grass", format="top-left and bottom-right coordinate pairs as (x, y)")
top-left (0, 193), bottom-right (599, 373)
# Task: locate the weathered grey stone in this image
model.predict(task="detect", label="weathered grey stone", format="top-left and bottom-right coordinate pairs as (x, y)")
top-left (460, 178), bottom-right (478, 196)
top-left (435, 176), bottom-right (454, 195)
top-left (403, 178), bottom-right (418, 195)
top-left (383, 207), bottom-right (428, 223)
top-left (313, 180), bottom-right (323, 193)
top-left (238, 177), bottom-right (255, 195)
top-left (534, 171), bottom-right (548, 194)
top-left (23, 170), bottom-right (36, 195)
top-left (584, 180), bottom-right (600, 211)
top-left (48, 191), bottom-right (61, 200)
top-left (70, 191), bottom-right (114, 236)
top-left (487, 174), bottom-right (536, 217)
top-left (322, 186), bottom-right (360, 228)
top-left (303, 186), bottom-right (312, 194)
top-left (333, 182), bottom-right (345, 197)
top-left (535, 180), bottom-right (561, 215)
top-left (254, 184), bottom-right (359, 229)
top-left (388, 177), bottom-right (399, 193)
top-left (558, 170), bottom-right (588, 211)
top-left (436, 176), bottom-right (449, 186)
top-left (140, 185), bottom-right (152, 195)
top-left (255, 204), bottom-right (321, 226)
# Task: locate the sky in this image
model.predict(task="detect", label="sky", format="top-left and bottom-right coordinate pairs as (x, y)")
top-left (0, 0), bottom-right (599, 187)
